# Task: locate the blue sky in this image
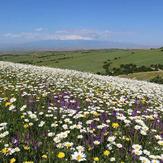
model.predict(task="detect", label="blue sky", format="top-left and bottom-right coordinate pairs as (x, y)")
top-left (0, 0), bottom-right (163, 46)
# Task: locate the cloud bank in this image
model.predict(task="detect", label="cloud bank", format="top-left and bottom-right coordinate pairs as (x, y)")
top-left (1, 29), bottom-right (134, 43)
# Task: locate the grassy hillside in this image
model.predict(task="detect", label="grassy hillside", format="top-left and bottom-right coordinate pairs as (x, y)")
top-left (119, 71), bottom-right (163, 80)
top-left (0, 49), bottom-right (163, 73)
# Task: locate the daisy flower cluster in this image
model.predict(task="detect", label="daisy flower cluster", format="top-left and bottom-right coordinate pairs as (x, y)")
top-left (0, 61), bottom-right (163, 163)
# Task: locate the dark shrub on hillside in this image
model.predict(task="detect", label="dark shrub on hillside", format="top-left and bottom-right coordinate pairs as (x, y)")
top-left (19, 61), bottom-right (32, 64)
top-left (102, 61), bottom-right (163, 76)
top-left (150, 64), bottom-right (163, 70)
top-left (96, 72), bottom-right (101, 75)
top-left (102, 62), bottom-right (112, 75)
top-left (150, 76), bottom-right (163, 84)
top-left (137, 65), bottom-right (153, 72)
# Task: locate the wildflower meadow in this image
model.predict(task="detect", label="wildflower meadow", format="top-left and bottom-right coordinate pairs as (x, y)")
top-left (0, 61), bottom-right (163, 163)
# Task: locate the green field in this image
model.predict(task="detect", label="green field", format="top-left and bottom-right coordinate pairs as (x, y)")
top-left (0, 49), bottom-right (163, 74)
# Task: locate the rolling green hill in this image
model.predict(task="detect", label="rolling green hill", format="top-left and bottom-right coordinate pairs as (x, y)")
top-left (0, 49), bottom-right (163, 74)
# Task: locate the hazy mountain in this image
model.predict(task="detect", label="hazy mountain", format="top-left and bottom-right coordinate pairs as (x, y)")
top-left (0, 40), bottom-right (151, 51)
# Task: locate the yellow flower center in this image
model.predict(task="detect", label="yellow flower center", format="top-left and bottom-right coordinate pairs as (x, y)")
top-left (65, 143), bottom-right (72, 148)
top-left (77, 155), bottom-right (82, 161)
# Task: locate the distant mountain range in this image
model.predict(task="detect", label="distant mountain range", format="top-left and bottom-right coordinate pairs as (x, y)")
top-left (0, 40), bottom-right (153, 51)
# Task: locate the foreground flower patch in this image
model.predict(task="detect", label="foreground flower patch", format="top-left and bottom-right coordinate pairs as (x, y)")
top-left (0, 61), bottom-right (163, 163)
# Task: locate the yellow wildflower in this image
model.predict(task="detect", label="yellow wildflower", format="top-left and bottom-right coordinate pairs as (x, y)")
top-left (57, 152), bottom-right (65, 158)
top-left (88, 146), bottom-right (92, 151)
top-left (23, 145), bottom-right (30, 150)
top-left (24, 124), bottom-right (29, 129)
top-left (5, 102), bottom-right (11, 107)
top-left (21, 115), bottom-right (25, 119)
top-left (141, 98), bottom-right (146, 104)
top-left (10, 158), bottom-right (16, 163)
top-left (65, 143), bottom-right (73, 148)
top-left (42, 154), bottom-right (48, 159)
top-left (93, 111), bottom-right (100, 117)
top-left (112, 123), bottom-right (119, 129)
top-left (103, 150), bottom-right (110, 156)
top-left (93, 157), bottom-right (99, 161)
top-left (1, 147), bottom-right (9, 154)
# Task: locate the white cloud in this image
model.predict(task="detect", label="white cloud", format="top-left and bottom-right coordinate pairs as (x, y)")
top-left (4, 33), bottom-right (22, 38)
top-left (2, 29), bottom-right (134, 43)
top-left (54, 34), bottom-right (92, 40)
top-left (35, 27), bottom-right (44, 32)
